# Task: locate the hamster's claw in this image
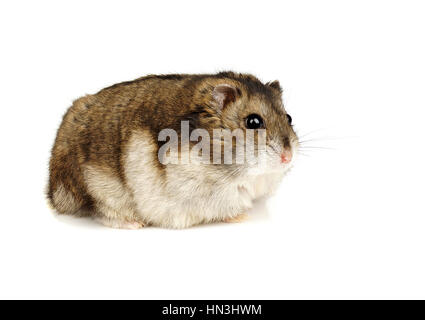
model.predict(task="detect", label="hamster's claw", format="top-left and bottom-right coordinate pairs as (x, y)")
top-left (224, 213), bottom-right (248, 223)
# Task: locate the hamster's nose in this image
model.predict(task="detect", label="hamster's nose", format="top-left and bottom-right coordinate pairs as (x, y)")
top-left (281, 150), bottom-right (292, 164)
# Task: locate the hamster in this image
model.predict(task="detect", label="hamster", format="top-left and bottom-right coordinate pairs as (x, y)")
top-left (47, 72), bottom-right (298, 229)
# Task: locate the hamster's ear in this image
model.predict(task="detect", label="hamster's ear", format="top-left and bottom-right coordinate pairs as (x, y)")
top-left (212, 84), bottom-right (239, 109)
top-left (267, 80), bottom-right (282, 93)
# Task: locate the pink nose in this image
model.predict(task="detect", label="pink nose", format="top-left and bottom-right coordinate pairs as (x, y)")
top-left (281, 150), bottom-right (292, 164)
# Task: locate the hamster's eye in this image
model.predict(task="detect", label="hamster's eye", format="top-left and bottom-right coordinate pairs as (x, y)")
top-left (245, 114), bottom-right (264, 129)
top-left (286, 114), bottom-right (292, 125)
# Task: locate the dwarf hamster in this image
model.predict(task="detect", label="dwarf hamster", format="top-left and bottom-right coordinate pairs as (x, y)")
top-left (47, 72), bottom-right (298, 229)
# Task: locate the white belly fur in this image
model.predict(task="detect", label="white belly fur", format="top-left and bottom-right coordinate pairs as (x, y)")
top-left (123, 130), bottom-right (283, 229)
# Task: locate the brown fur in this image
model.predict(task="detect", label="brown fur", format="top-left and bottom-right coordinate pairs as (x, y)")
top-left (47, 72), bottom-right (295, 220)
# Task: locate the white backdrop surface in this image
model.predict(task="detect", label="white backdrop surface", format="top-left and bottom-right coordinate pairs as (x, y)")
top-left (0, 0), bottom-right (424, 299)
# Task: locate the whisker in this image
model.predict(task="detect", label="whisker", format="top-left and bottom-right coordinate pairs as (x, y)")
top-left (298, 136), bottom-right (352, 144)
top-left (299, 145), bottom-right (335, 150)
top-left (297, 128), bottom-right (328, 139)
top-left (297, 152), bottom-right (311, 157)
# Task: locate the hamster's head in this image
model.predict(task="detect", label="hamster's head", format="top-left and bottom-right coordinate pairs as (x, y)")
top-left (194, 73), bottom-right (298, 176)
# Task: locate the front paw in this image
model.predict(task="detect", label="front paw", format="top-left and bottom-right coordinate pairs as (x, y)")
top-left (223, 213), bottom-right (248, 223)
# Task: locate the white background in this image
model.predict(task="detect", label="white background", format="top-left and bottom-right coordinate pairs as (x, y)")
top-left (0, 0), bottom-right (424, 299)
